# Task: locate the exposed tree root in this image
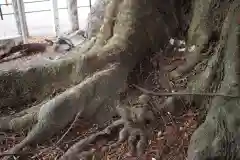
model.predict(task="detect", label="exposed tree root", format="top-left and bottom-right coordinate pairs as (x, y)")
top-left (59, 119), bottom-right (124, 160)
top-left (0, 0), bottom-right (189, 159)
top-left (0, 0), bottom-right (179, 110)
top-left (85, 0), bottom-right (109, 39)
top-left (0, 36), bottom-right (99, 111)
top-left (187, 2), bottom-right (240, 159)
top-left (60, 94), bottom-right (154, 160)
top-left (0, 102), bottom-right (42, 131)
top-left (93, 0), bottom-right (123, 48)
top-left (170, 0), bottom-right (230, 79)
top-left (184, 45), bottom-right (223, 106)
top-left (1, 64), bottom-right (129, 159)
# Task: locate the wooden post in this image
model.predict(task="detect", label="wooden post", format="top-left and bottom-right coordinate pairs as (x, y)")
top-left (13, 0), bottom-right (29, 40)
top-left (67, 0), bottom-right (79, 32)
top-left (16, 0), bottom-right (28, 43)
top-left (50, 0), bottom-right (60, 36)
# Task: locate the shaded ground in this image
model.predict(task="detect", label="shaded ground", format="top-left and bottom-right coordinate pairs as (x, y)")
top-left (0, 36), bottom-right (204, 160)
top-left (0, 107), bottom-right (201, 160)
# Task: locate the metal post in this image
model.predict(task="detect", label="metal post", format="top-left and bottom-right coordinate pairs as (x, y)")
top-left (89, 0), bottom-right (92, 9)
top-left (16, 0), bottom-right (28, 43)
top-left (0, 5), bottom-right (3, 20)
top-left (67, 0), bottom-right (79, 32)
top-left (13, 0), bottom-right (28, 43)
top-left (50, 0), bottom-right (60, 36)
top-left (12, 0), bottom-right (21, 35)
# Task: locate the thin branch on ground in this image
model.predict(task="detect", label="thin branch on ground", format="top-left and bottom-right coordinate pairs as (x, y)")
top-left (55, 111), bottom-right (83, 146)
top-left (133, 84), bottom-right (240, 98)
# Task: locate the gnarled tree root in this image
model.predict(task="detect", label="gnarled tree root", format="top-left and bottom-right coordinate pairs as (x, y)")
top-left (1, 64), bottom-right (128, 159)
top-left (1, 0), bottom-right (181, 159)
top-left (0, 104), bottom-right (40, 131)
top-left (187, 2), bottom-right (240, 159)
top-left (59, 119), bottom-right (124, 160)
top-left (60, 99), bottom-right (154, 160)
top-left (0, 37), bottom-right (96, 111)
top-left (0, 99), bottom-right (52, 131)
top-left (170, 0), bottom-right (230, 79)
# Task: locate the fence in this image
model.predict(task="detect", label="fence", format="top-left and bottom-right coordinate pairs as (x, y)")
top-left (0, 0), bottom-right (92, 43)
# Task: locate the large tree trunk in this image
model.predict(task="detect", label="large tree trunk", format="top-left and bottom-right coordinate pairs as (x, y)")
top-left (1, 0), bottom-right (239, 159)
top-left (0, 0), bottom-right (179, 158)
top-left (186, 1), bottom-right (240, 159)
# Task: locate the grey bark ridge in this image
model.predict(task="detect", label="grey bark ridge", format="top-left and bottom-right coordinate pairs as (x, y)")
top-left (84, 0), bottom-right (108, 39)
top-left (0, 0), bottom-right (188, 159)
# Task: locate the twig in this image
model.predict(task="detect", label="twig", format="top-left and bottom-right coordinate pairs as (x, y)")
top-left (55, 111), bottom-right (83, 146)
top-left (132, 84), bottom-right (240, 98)
top-left (36, 111), bottom-right (83, 158)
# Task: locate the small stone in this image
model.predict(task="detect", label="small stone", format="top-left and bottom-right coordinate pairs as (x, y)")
top-left (169, 38), bottom-right (175, 45)
top-left (157, 131), bottom-right (162, 137)
top-left (179, 127), bottom-right (184, 131)
top-left (178, 48), bottom-right (186, 52)
top-left (152, 158), bottom-right (156, 160)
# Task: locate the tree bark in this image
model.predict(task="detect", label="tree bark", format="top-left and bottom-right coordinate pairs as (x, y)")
top-left (2, 0), bottom-right (240, 159)
top-left (0, 0), bottom-right (180, 158)
top-left (84, 0), bottom-right (107, 39)
top-left (187, 1), bottom-right (240, 159)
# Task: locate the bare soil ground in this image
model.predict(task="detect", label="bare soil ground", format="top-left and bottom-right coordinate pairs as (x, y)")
top-left (0, 36), bottom-right (204, 160)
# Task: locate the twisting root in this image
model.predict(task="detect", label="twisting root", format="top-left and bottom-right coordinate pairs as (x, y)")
top-left (60, 94), bottom-right (155, 160)
top-left (187, 2), bottom-right (240, 159)
top-left (0, 103), bottom-right (44, 131)
top-left (59, 119), bottom-right (124, 160)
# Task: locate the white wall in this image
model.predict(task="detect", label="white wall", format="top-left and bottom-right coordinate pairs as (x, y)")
top-left (0, 0), bottom-right (96, 37)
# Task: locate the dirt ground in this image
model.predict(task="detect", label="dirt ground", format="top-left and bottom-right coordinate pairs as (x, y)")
top-left (0, 36), bottom-right (72, 71)
top-left (0, 36), bottom-right (204, 160)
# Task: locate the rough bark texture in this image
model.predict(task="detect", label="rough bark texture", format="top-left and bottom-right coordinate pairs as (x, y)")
top-left (2, 0), bottom-right (240, 159)
top-left (187, 1), bottom-right (240, 159)
top-left (84, 0), bottom-right (107, 39)
top-left (0, 0), bottom-right (179, 158)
